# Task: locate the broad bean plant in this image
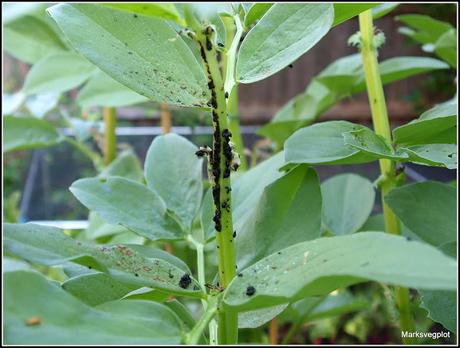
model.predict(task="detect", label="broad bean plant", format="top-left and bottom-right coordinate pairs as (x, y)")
top-left (3, 3), bottom-right (457, 345)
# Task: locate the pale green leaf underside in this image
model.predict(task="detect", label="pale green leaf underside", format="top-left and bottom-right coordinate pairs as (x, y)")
top-left (224, 232), bottom-right (457, 311)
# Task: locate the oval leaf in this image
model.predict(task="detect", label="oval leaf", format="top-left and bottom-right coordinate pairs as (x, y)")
top-left (284, 121), bottom-right (376, 165)
top-left (385, 181), bottom-right (456, 246)
top-left (70, 177), bottom-right (184, 240)
top-left (23, 52), bottom-right (96, 95)
top-left (321, 174), bottom-right (375, 235)
top-left (145, 134), bottom-right (203, 231)
top-left (48, 3), bottom-right (210, 107)
top-left (237, 4), bottom-right (333, 83)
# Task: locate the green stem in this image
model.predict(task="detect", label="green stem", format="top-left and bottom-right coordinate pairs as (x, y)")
top-left (184, 295), bottom-right (219, 345)
top-left (103, 107), bottom-right (117, 165)
top-left (358, 10), bottom-right (416, 344)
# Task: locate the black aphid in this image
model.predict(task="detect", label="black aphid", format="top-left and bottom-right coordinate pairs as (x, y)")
top-left (222, 129), bottom-right (232, 139)
top-left (395, 164), bottom-right (405, 176)
top-left (218, 42), bottom-right (224, 48)
top-left (135, 273), bottom-right (139, 277)
top-left (246, 285), bottom-right (256, 296)
top-left (288, 64), bottom-right (293, 68)
top-left (225, 91), bottom-right (229, 99)
top-left (195, 149), bottom-right (206, 157)
top-left (133, 14), bottom-right (138, 18)
top-left (405, 236), bottom-right (413, 241)
top-left (237, 273), bottom-right (243, 277)
top-left (233, 231), bottom-right (236, 238)
top-left (179, 273), bottom-right (192, 289)
top-left (206, 37), bottom-right (213, 51)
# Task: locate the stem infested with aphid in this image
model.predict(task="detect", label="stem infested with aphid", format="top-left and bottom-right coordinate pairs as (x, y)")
top-left (186, 11), bottom-right (239, 343)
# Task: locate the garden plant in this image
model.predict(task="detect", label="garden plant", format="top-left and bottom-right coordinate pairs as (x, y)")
top-left (3, 3), bottom-right (457, 345)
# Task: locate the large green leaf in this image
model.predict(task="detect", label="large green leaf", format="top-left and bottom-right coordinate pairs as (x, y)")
top-left (70, 177), bottom-right (184, 241)
top-left (145, 134), bottom-right (203, 232)
top-left (4, 271), bottom-right (182, 344)
top-left (48, 3), bottom-right (209, 107)
top-left (236, 166), bottom-right (322, 269)
top-left (385, 181), bottom-right (456, 247)
top-left (321, 174), bottom-right (375, 235)
top-left (3, 116), bottom-right (61, 153)
top-left (332, 3), bottom-right (376, 27)
top-left (394, 100), bottom-right (457, 146)
top-left (3, 15), bottom-right (66, 64)
top-left (419, 242), bottom-right (456, 333)
top-left (259, 56), bottom-right (449, 147)
top-left (237, 4), bottom-right (333, 83)
top-left (102, 3), bottom-right (184, 24)
top-left (77, 71), bottom-right (148, 108)
top-left (402, 144), bottom-right (457, 169)
top-left (223, 232), bottom-right (457, 311)
top-left (4, 223), bottom-right (202, 298)
top-left (284, 121), bottom-right (375, 165)
top-left (23, 52), bottom-right (96, 95)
